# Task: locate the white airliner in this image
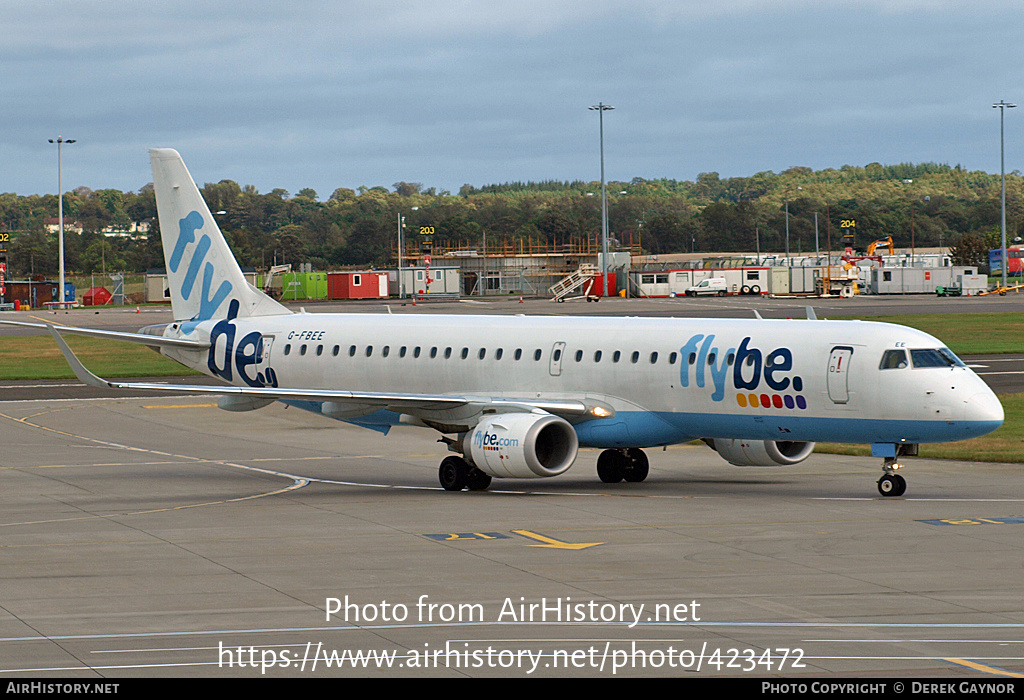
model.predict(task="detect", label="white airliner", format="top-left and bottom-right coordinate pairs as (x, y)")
top-left (11, 149), bottom-right (1005, 497)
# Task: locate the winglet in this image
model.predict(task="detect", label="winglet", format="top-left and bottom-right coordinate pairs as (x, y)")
top-left (47, 325), bottom-right (116, 389)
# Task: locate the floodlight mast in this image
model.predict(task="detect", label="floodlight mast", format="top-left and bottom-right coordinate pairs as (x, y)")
top-left (589, 103), bottom-right (614, 296)
top-left (993, 100), bottom-right (1016, 287)
top-left (48, 136), bottom-right (76, 308)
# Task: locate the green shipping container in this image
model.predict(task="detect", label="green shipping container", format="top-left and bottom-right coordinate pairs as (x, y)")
top-left (281, 272), bottom-right (328, 300)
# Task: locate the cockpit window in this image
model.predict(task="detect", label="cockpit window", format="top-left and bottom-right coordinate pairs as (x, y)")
top-left (910, 348), bottom-right (965, 369)
top-left (879, 349), bottom-right (908, 369)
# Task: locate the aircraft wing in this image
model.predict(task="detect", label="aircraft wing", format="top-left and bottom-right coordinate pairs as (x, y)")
top-left (46, 325), bottom-right (606, 419)
top-left (0, 319), bottom-right (209, 350)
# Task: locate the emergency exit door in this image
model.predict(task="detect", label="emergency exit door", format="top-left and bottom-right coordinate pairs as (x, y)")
top-left (827, 346), bottom-right (854, 404)
top-left (549, 342), bottom-right (566, 376)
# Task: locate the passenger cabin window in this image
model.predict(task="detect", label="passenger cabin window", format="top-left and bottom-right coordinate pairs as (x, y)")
top-left (879, 349), bottom-right (908, 370)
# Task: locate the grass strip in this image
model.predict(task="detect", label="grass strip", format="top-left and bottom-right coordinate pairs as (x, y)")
top-left (0, 335), bottom-right (200, 380)
top-left (830, 312), bottom-right (1024, 355)
top-left (816, 392), bottom-right (1024, 463)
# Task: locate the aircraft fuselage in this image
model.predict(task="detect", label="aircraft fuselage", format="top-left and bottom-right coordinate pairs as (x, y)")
top-left (158, 312), bottom-right (1003, 449)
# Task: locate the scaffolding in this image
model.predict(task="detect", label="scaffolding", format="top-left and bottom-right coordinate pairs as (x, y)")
top-left (398, 238), bottom-right (639, 296)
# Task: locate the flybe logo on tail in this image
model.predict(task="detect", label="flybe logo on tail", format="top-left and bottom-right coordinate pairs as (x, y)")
top-left (170, 211), bottom-right (233, 321)
top-left (680, 334), bottom-right (806, 409)
top-left (208, 299), bottom-right (279, 388)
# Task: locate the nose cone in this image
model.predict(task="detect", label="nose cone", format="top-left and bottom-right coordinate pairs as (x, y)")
top-left (962, 387), bottom-right (1004, 438)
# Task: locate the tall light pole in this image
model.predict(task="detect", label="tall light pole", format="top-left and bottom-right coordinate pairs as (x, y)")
top-left (48, 136), bottom-right (75, 308)
top-left (993, 100), bottom-right (1016, 287)
top-left (784, 199), bottom-right (790, 260)
top-left (397, 212), bottom-right (405, 299)
top-left (814, 212), bottom-right (820, 259)
top-left (783, 186), bottom-right (801, 261)
top-left (589, 102), bottom-right (614, 296)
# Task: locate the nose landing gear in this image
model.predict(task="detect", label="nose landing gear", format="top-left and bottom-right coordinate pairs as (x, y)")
top-left (877, 457), bottom-right (906, 497)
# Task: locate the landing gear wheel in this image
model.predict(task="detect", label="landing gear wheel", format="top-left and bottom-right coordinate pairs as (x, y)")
top-left (597, 449), bottom-right (628, 483)
top-left (623, 448), bottom-right (650, 482)
top-left (466, 467), bottom-right (492, 491)
top-left (439, 456), bottom-right (469, 491)
top-left (877, 473), bottom-right (906, 497)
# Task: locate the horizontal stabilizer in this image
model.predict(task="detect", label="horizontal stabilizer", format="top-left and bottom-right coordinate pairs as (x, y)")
top-left (2, 320), bottom-right (209, 350)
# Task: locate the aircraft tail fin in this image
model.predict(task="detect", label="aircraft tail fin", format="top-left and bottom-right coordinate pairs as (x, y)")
top-left (149, 148), bottom-right (289, 322)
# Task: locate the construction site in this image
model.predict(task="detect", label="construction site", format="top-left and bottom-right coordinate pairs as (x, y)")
top-left (25, 236), bottom-right (1013, 308)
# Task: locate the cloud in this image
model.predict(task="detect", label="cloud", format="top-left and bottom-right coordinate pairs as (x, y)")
top-left (1, 0), bottom-right (1020, 196)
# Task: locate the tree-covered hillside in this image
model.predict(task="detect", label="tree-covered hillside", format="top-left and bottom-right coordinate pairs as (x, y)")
top-left (1, 162), bottom-right (1019, 276)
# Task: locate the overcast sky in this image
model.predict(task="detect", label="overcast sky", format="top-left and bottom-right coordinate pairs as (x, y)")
top-left (2, 1), bottom-right (1021, 198)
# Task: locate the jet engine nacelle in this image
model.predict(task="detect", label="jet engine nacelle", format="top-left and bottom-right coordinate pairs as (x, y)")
top-left (464, 413), bottom-right (579, 479)
top-left (708, 438), bottom-right (815, 467)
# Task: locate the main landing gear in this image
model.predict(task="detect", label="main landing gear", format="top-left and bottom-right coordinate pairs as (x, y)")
top-left (438, 456), bottom-right (492, 492)
top-left (596, 448), bottom-right (650, 483)
top-left (877, 457), bottom-right (907, 497)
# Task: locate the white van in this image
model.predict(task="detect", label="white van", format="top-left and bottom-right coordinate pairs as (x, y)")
top-left (685, 277), bottom-right (728, 297)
